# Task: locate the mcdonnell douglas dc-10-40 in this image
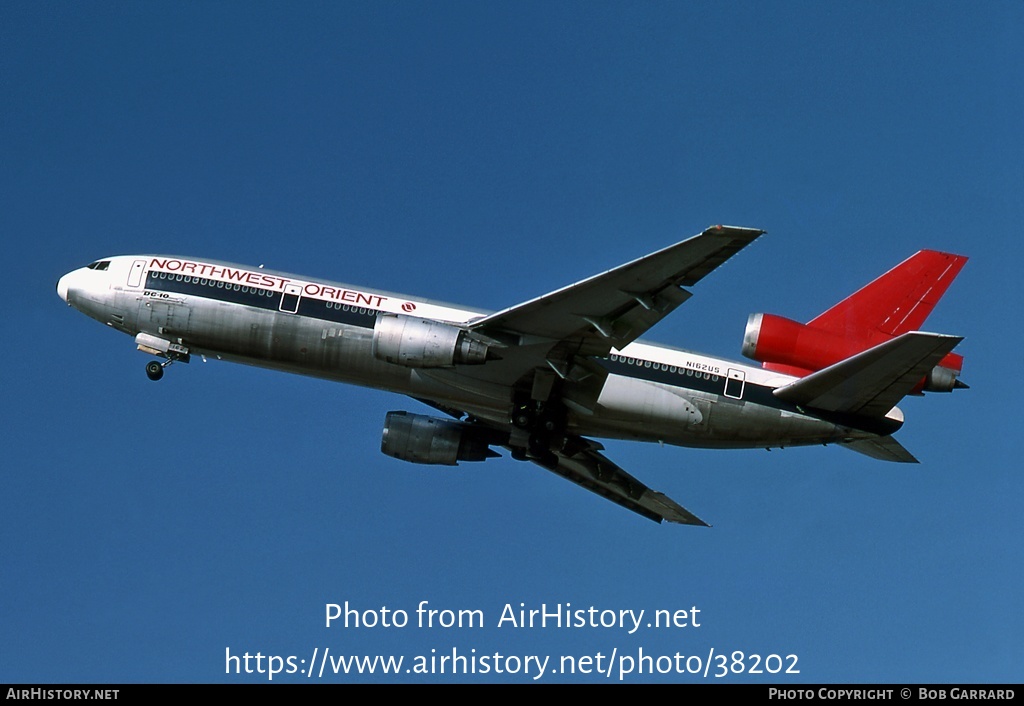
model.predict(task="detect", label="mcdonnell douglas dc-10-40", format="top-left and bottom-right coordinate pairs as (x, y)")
top-left (56, 226), bottom-right (968, 525)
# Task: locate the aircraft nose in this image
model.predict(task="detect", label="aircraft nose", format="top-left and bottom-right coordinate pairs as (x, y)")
top-left (57, 273), bottom-right (70, 303)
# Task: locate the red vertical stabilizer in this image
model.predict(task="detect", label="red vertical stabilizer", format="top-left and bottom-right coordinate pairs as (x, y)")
top-left (741, 250), bottom-right (967, 386)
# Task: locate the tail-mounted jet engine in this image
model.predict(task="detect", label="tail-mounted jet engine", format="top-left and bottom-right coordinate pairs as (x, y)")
top-left (741, 312), bottom-right (965, 393)
top-left (372, 314), bottom-right (497, 368)
top-left (381, 411), bottom-right (503, 465)
top-left (742, 313), bottom-right (861, 373)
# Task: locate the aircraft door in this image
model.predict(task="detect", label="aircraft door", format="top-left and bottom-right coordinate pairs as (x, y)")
top-left (127, 259), bottom-right (147, 288)
top-left (280, 283), bottom-right (302, 314)
top-left (725, 369), bottom-right (746, 399)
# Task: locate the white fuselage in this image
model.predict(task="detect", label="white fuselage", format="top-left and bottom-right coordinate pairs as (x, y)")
top-left (57, 255), bottom-right (900, 452)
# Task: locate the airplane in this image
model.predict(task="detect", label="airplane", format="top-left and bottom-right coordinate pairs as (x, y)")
top-left (55, 225), bottom-right (968, 526)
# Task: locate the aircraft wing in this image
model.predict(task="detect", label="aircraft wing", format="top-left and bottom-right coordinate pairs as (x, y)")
top-left (522, 437), bottom-right (709, 526)
top-left (417, 227), bottom-right (762, 525)
top-left (414, 399), bottom-right (706, 525)
top-left (773, 331), bottom-right (963, 417)
top-left (469, 225), bottom-right (764, 356)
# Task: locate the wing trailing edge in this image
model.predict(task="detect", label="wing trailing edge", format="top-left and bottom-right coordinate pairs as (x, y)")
top-left (525, 439), bottom-right (709, 526)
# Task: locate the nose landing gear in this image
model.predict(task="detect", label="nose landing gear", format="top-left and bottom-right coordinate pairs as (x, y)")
top-left (145, 360), bottom-right (173, 381)
top-left (136, 333), bottom-right (191, 381)
top-left (144, 354), bottom-right (187, 381)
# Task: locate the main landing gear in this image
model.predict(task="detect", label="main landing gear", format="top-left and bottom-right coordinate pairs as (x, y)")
top-left (509, 398), bottom-right (564, 466)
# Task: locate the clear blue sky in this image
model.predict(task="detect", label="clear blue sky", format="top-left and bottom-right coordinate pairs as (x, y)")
top-left (3, 1), bottom-right (1021, 684)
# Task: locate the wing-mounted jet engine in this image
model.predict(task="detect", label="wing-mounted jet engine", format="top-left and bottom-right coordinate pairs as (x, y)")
top-left (380, 411), bottom-right (503, 465)
top-left (372, 314), bottom-right (500, 368)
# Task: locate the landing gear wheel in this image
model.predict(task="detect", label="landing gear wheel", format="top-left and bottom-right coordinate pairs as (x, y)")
top-left (512, 405), bottom-right (534, 429)
top-left (145, 360), bottom-right (164, 381)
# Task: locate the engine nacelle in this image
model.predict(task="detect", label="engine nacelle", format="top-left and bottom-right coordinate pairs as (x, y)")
top-left (372, 314), bottom-right (492, 367)
top-left (922, 365), bottom-right (959, 393)
top-left (743, 313), bottom-right (966, 391)
top-left (381, 411), bottom-right (499, 465)
top-left (741, 312), bottom-right (852, 373)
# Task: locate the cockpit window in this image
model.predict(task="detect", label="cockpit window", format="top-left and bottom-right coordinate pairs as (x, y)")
top-left (86, 260), bottom-right (110, 271)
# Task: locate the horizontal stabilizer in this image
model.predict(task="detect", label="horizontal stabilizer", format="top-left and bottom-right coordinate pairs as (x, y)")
top-left (773, 331), bottom-right (963, 417)
top-left (840, 436), bottom-right (919, 463)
